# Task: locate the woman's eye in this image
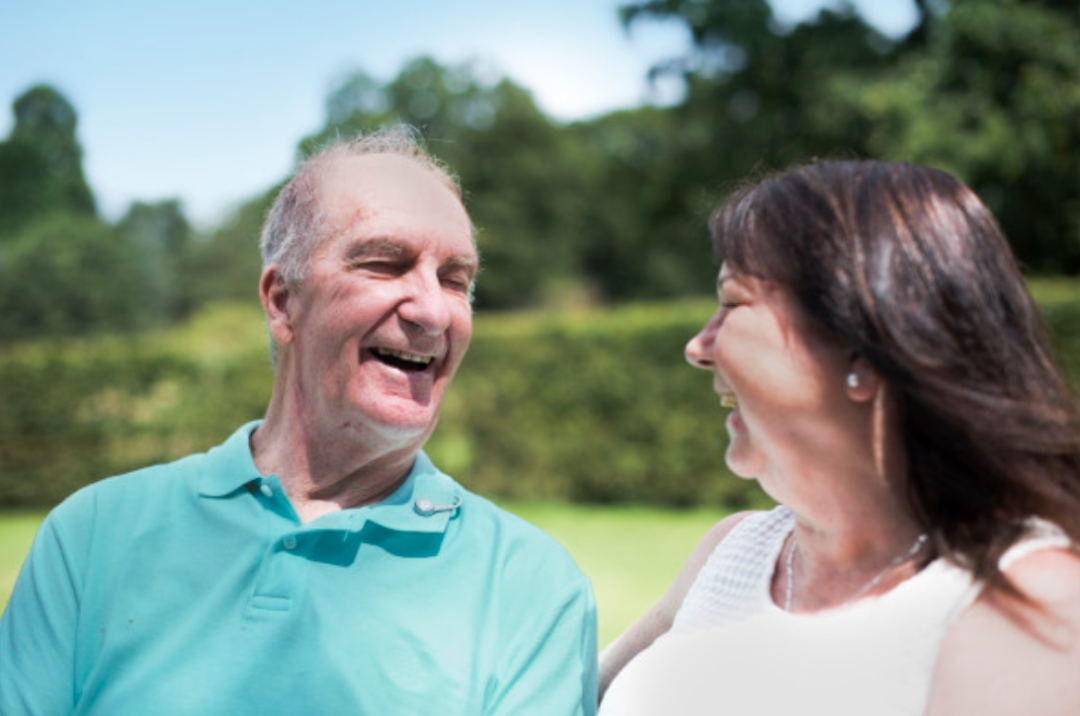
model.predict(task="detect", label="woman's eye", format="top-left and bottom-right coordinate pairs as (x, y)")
top-left (718, 286), bottom-right (751, 310)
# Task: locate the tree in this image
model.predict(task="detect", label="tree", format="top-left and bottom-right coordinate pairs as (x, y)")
top-left (117, 200), bottom-right (194, 321)
top-left (0, 214), bottom-right (146, 340)
top-left (620, 0), bottom-right (896, 177)
top-left (0, 85), bottom-right (95, 238)
top-left (850, 0), bottom-right (1080, 272)
top-left (568, 105), bottom-right (716, 301)
top-left (606, 0), bottom-right (902, 299)
top-left (183, 189), bottom-right (274, 309)
top-left (621, 0), bottom-right (1080, 274)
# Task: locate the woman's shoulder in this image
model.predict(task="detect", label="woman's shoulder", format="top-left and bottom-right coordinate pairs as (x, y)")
top-left (681, 507), bottom-right (786, 580)
top-left (998, 545), bottom-right (1080, 643)
top-left (927, 543), bottom-right (1080, 715)
top-left (651, 511), bottom-right (761, 617)
top-left (1004, 545), bottom-right (1080, 603)
top-left (661, 507), bottom-right (792, 630)
top-left (696, 510), bottom-right (759, 554)
top-left (699, 505), bottom-right (792, 563)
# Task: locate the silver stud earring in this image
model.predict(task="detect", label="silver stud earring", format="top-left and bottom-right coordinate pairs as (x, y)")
top-left (846, 373), bottom-right (859, 389)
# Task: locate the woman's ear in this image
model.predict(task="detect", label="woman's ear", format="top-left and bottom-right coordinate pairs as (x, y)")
top-left (845, 353), bottom-right (881, 402)
top-left (260, 265), bottom-right (294, 346)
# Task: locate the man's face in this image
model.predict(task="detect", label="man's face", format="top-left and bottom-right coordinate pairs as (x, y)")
top-left (276, 154), bottom-right (477, 448)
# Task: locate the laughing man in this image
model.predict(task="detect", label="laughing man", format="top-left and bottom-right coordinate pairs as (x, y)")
top-left (0, 127), bottom-right (598, 715)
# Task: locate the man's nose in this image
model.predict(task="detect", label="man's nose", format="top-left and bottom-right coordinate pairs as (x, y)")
top-left (399, 270), bottom-right (452, 335)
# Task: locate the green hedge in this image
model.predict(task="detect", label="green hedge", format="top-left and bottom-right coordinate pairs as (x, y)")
top-left (429, 300), bottom-right (765, 508)
top-left (2, 281), bottom-right (1079, 509)
top-left (0, 305), bottom-right (273, 506)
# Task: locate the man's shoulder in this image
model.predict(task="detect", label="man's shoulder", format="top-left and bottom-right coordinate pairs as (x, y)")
top-left (69, 421), bottom-right (259, 502)
top-left (453, 486), bottom-right (588, 581)
top-left (457, 488), bottom-right (545, 538)
top-left (73, 448), bottom-right (204, 498)
top-left (50, 431), bottom-right (236, 527)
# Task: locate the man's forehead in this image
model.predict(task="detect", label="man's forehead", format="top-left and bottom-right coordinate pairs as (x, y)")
top-left (314, 153), bottom-right (476, 258)
top-left (320, 154), bottom-right (459, 212)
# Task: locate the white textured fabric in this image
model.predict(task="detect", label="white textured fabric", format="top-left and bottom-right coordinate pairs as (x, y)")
top-left (672, 505), bottom-right (796, 634)
top-left (600, 506), bottom-right (1071, 716)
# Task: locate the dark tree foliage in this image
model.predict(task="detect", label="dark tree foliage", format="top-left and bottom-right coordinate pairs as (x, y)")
top-left (620, 0), bottom-right (898, 194)
top-left (118, 200), bottom-right (194, 321)
top-left (0, 214), bottom-right (146, 340)
top-left (621, 0), bottom-right (1080, 274)
top-left (0, 87), bottom-right (196, 342)
top-left (888, 0), bottom-right (1080, 272)
top-left (0, 85), bottom-right (95, 238)
top-left (184, 189), bottom-right (276, 309)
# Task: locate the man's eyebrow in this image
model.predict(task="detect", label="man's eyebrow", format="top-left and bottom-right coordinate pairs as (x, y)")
top-left (343, 238), bottom-right (411, 262)
top-left (343, 237), bottom-right (478, 276)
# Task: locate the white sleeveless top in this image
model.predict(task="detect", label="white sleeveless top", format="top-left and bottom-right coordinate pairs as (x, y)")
top-left (600, 506), bottom-right (1070, 716)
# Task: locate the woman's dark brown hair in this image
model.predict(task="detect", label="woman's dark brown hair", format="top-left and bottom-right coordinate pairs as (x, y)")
top-left (711, 160), bottom-right (1080, 596)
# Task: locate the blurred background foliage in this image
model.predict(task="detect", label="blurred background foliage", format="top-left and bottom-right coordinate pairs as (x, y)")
top-left (1, 0), bottom-right (1079, 507)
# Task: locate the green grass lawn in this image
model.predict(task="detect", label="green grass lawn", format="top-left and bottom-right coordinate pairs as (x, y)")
top-left (503, 502), bottom-right (729, 646)
top-left (0, 503), bottom-right (728, 648)
top-left (0, 511), bottom-right (45, 615)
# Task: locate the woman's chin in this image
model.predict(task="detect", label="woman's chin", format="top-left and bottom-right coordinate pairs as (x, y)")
top-left (724, 446), bottom-right (763, 480)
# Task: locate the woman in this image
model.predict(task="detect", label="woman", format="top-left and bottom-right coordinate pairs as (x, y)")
top-left (599, 160), bottom-right (1080, 715)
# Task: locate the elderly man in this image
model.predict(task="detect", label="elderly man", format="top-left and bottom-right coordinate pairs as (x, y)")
top-left (0, 127), bottom-right (598, 715)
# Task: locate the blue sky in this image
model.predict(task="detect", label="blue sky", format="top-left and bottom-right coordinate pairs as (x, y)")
top-left (0, 0), bottom-right (916, 228)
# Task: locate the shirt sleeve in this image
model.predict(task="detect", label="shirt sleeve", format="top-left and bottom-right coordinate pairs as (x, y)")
top-left (484, 571), bottom-right (599, 716)
top-left (0, 508), bottom-right (84, 716)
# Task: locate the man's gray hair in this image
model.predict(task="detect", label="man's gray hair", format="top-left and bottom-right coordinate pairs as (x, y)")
top-left (259, 124), bottom-right (465, 288)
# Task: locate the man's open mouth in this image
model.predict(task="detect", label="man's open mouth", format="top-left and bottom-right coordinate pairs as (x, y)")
top-left (370, 348), bottom-right (434, 372)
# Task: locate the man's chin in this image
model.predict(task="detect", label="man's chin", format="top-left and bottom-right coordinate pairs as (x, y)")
top-left (354, 402), bottom-right (440, 440)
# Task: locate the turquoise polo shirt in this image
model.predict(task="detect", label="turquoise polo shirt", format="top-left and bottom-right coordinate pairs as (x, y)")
top-left (0, 422), bottom-right (598, 715)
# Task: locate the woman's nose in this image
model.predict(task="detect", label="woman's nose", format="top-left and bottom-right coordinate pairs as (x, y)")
top-left (685, 312), bottom-right (720, 370)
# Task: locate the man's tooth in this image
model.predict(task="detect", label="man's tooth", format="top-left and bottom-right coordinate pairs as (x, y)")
top-left (376, 348), bottom-right (432, 365)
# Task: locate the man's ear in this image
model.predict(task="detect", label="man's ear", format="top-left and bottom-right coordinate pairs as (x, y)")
top-left (260, 265), bottom-right (294, 346)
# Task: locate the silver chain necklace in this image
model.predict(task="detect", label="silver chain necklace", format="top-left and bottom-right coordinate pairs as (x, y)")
top-left (784, 531), bottom-right (928, 612)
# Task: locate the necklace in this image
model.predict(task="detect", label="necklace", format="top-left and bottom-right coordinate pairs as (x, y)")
top-left (784, 531), bottom-right (928, 612)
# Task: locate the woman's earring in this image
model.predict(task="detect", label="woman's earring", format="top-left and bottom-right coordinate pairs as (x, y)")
top-left (846, 372), bottom-right (859, 389)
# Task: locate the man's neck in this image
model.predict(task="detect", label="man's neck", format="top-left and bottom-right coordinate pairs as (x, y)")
top-left (250, 410), bottom-right (420, 524)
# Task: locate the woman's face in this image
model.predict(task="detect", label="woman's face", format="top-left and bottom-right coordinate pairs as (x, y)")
top-left (685, 263), bottom-right (854, 484)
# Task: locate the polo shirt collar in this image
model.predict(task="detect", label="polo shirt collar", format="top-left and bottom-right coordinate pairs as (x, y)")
top-left (361, 450), bottom-right (460, 535)
top-left (198, 422), bottom-right (461, 534)
top-left (198, 421), bottom-right (264, 497)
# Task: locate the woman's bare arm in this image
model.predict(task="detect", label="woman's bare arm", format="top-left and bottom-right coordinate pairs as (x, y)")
top-left (598, 511), bottom-right (753, 700)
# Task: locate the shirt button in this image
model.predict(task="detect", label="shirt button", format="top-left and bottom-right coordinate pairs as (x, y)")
top-left (260, 484), bottom-right (273, 498)
top-left (283, 536), bottom-right (297, 550)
